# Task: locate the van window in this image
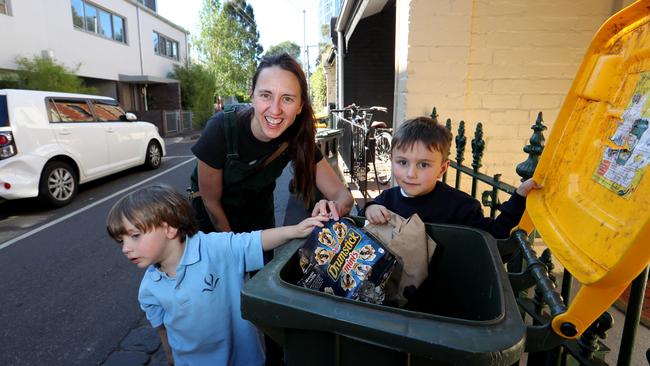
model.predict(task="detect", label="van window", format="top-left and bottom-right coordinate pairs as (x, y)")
top-left (0, 96), bottom-right (8, 127)
top-left (49, 99), bottom-right (94, 122)
top-left (47, 99), bottom-right (62, 122)
top-left (93, 100), bottom-right (126, 122)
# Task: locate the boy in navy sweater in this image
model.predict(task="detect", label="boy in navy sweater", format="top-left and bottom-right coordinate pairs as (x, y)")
top-left (363, 116), bottom-right (540, 239)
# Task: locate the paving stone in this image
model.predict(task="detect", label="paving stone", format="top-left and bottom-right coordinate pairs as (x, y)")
top-left (102, 351), bottom-right (149, 366)
top-left (120, 326), bottom-right (160, 353)
top-left (148, 347), bottom-right (170, 366)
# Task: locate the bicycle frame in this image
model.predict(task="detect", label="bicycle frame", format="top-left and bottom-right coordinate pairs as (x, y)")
top-left (331, 104), bottom-right (392, 201)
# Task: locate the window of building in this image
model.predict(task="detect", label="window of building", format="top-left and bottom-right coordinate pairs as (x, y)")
top-left (153, 31), bottom-right (179, 60)
top-left (113, 16), bottom-right (124, 42)
top-left (84, 3), bottom-right (97, 33)
top-left (98, 9), bottom-right (113, 38)
top-left (137, 0), bottom-right (156, 12)
top-left (0, 0), bottom-right (11, 16)
top-left (71, 0), bottom-right (126, 44)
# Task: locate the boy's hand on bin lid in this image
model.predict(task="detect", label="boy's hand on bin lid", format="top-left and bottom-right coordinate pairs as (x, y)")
top-left (311, 199), bottom-right (340, 220)
top-left (516, 178), bottom-right (542, 197)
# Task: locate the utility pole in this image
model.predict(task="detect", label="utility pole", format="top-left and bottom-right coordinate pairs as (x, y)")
top-left (303, 9), bottom-right (311, 95)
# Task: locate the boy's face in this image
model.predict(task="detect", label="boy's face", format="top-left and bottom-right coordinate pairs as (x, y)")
top-left (118, 218), bottom-right (176, 269)
top-left (391, 141), bottom-right (450, 197)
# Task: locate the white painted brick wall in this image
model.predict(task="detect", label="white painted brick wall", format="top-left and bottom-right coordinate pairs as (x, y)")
top-left (397, 0), bottom-right (627, 186)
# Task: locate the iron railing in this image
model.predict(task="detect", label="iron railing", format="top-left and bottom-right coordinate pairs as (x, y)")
top-left (431, 106), bottom-right (647, 366)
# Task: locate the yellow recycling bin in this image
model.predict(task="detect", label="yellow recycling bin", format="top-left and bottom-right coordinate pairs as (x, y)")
top-left (519, 0), bottom-right (650, 338)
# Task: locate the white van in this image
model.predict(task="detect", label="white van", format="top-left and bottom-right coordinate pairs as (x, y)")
top-left (0, 89), bottom-right (166, 207)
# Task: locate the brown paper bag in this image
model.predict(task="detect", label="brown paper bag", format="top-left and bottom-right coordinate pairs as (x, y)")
top-left (365, 211), bottom-right (437, 307)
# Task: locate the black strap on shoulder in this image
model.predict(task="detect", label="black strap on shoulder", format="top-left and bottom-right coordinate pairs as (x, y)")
top-left (223, 106), bottom-right (238, 159)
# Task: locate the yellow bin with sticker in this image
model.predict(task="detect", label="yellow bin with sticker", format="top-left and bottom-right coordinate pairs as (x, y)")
top-left (519, 0), bottom-right (650, 338)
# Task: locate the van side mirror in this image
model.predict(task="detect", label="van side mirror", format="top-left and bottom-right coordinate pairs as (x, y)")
top-left (123, 112), bottom-right (137, 121)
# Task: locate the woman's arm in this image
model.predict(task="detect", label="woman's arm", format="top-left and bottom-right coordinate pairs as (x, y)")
top-left (313, 159), bottom-right (354, 217)
top-left (197, 160), bottom-right (232, 232)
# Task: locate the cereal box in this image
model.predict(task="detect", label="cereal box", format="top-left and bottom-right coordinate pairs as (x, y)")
top-left (296, 218), bottom-right (397, 304)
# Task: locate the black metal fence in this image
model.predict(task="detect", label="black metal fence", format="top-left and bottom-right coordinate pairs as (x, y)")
top-left (432, 106), bottom-right (647, 366)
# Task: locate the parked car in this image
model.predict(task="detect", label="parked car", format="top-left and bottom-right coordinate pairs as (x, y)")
top-left (0, 89), bottom-right (165, 207)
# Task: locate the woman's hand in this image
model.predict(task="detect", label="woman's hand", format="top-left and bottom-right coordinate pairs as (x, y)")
top-left (311, 199), bottom-right (340, 220)
top-left (364, 204), bottom-right (390, 224)
top-left (314, 159), bottom-right (354, 217)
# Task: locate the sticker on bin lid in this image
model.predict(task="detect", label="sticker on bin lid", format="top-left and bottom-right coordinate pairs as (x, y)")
top-left (521, 0), bottom-right (650, 338)
top-left (525, 21), bottom-right (650, 285)
top-left (593, 79), bottom-right (650, 198)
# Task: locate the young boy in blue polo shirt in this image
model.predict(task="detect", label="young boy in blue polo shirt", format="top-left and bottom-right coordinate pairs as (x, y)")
top-left (106, 185), bottom-right (328, 366)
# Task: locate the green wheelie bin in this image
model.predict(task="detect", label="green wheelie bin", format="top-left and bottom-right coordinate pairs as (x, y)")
top-left (241, 219), bottom-right (525, 365)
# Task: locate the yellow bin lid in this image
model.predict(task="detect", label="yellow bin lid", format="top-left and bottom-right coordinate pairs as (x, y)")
top-left (520, 0), bottom-right (650, 337)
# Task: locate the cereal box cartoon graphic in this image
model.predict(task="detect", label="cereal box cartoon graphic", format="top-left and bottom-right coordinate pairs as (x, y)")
top-left (296, 219), bottom-right (397, 304)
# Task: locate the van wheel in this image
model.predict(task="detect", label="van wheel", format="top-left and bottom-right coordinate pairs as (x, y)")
top-left (144, 141), bottom-right (162, 169)
top-left (39, 161), bottom-right (78, 207)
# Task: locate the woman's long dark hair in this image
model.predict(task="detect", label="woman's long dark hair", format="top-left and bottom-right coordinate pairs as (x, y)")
top-left (251, 53), bottom-right (316, 207)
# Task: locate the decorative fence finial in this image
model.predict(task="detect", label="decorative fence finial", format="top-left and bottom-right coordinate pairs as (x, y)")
top-left (516, 112), bottom-right (547, 181)
top-left (430, 107), bottom-right (438, 121)
top-left (472, 122), bottom-right (484, 171)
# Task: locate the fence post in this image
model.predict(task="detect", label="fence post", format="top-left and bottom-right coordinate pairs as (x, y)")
top-left (455, 121), bottom-right (466, 190)
top-left (471, 123), bottom-right (484, 198)
top-left (516, 112), bottom-right (547, 181)
top-left (443, 118), bottom-right (452, 184)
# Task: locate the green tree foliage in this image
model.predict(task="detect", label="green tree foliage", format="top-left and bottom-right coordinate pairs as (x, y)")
top-left (168, 63), bottom-right (216, 128)
top-left (7, 56), bottom-right (95, 93)
top-left (263, 41), bottom-right (301, 60)
top-left (197, 0), bottom-right (262, 102)
top-left (310, 63), bottom-right (327, 113)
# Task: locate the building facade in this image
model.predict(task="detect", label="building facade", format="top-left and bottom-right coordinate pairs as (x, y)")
top-left (328, 0), bottom-right (640, 186)
top-left (0, 0), bottom-right (188, 129)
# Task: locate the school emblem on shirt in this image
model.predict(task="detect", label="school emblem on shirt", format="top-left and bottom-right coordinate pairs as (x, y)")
top-left (202, 274), bottom-right (219, 292)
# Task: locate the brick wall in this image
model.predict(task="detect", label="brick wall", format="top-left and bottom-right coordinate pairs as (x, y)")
top-left (397, 0), bottom-right (634, 185)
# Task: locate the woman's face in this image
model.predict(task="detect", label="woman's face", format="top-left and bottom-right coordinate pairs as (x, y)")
top-left (250, 66), bottom-right (304, 142)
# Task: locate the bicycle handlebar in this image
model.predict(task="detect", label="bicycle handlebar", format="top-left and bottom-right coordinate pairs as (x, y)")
top-left (330, 103), bottom-right (388, 113)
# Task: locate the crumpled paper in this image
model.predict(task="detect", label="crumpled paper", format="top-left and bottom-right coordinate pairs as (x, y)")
top-left (365, 211), bottom-right (437, 307)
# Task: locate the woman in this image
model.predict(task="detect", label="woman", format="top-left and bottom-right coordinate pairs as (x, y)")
top-left (190, 53), bottom-right (353, 234)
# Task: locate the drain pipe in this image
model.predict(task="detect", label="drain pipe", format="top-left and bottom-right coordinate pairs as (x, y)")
top-left (337, 31), bottom-right (345, 109)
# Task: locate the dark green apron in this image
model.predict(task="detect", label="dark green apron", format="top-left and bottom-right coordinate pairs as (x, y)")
top-left (191, 107), bottom-right (290, 233)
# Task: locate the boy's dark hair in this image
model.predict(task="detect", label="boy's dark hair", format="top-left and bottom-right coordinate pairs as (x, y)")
top-left (392, 116), bottom-right (452, 160)
top-left (106, 185), bottom-right (198, 242)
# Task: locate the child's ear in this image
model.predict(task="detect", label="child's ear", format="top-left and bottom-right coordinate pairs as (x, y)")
top-left (439, 159), bottom-right (451, 178)
top-left (163, 223), bottom-right (179, 239)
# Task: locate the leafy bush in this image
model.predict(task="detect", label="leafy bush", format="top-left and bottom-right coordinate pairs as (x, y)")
top-left (10, 56), bottom-right (96, 94)
top-left (169, 63), bottom-right (217, 128)
top-left (310, 64), bottom-right (327, 114)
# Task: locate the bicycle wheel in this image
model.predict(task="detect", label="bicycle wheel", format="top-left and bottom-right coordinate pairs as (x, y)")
top-left (373, 130), bottom-right (392, 185)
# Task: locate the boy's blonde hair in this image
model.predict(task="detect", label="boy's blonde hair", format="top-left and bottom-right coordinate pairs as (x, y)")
top-left (391, 116), bottom-right (452, 160)
top-left (106, 185), bottom-right (198, 241)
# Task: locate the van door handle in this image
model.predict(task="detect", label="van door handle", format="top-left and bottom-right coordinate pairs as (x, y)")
top-left (59, 129), bottom-right (71, 135)
top-left (106, 127), bottom-right (115, 133)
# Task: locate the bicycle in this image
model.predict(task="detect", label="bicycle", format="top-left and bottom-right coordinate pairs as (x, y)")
top-left (331, 104), bottom-right (392, 200)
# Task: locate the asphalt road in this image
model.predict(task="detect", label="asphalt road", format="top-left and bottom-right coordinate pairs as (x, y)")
top-left (0, 137), bottom-right (197, 365)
